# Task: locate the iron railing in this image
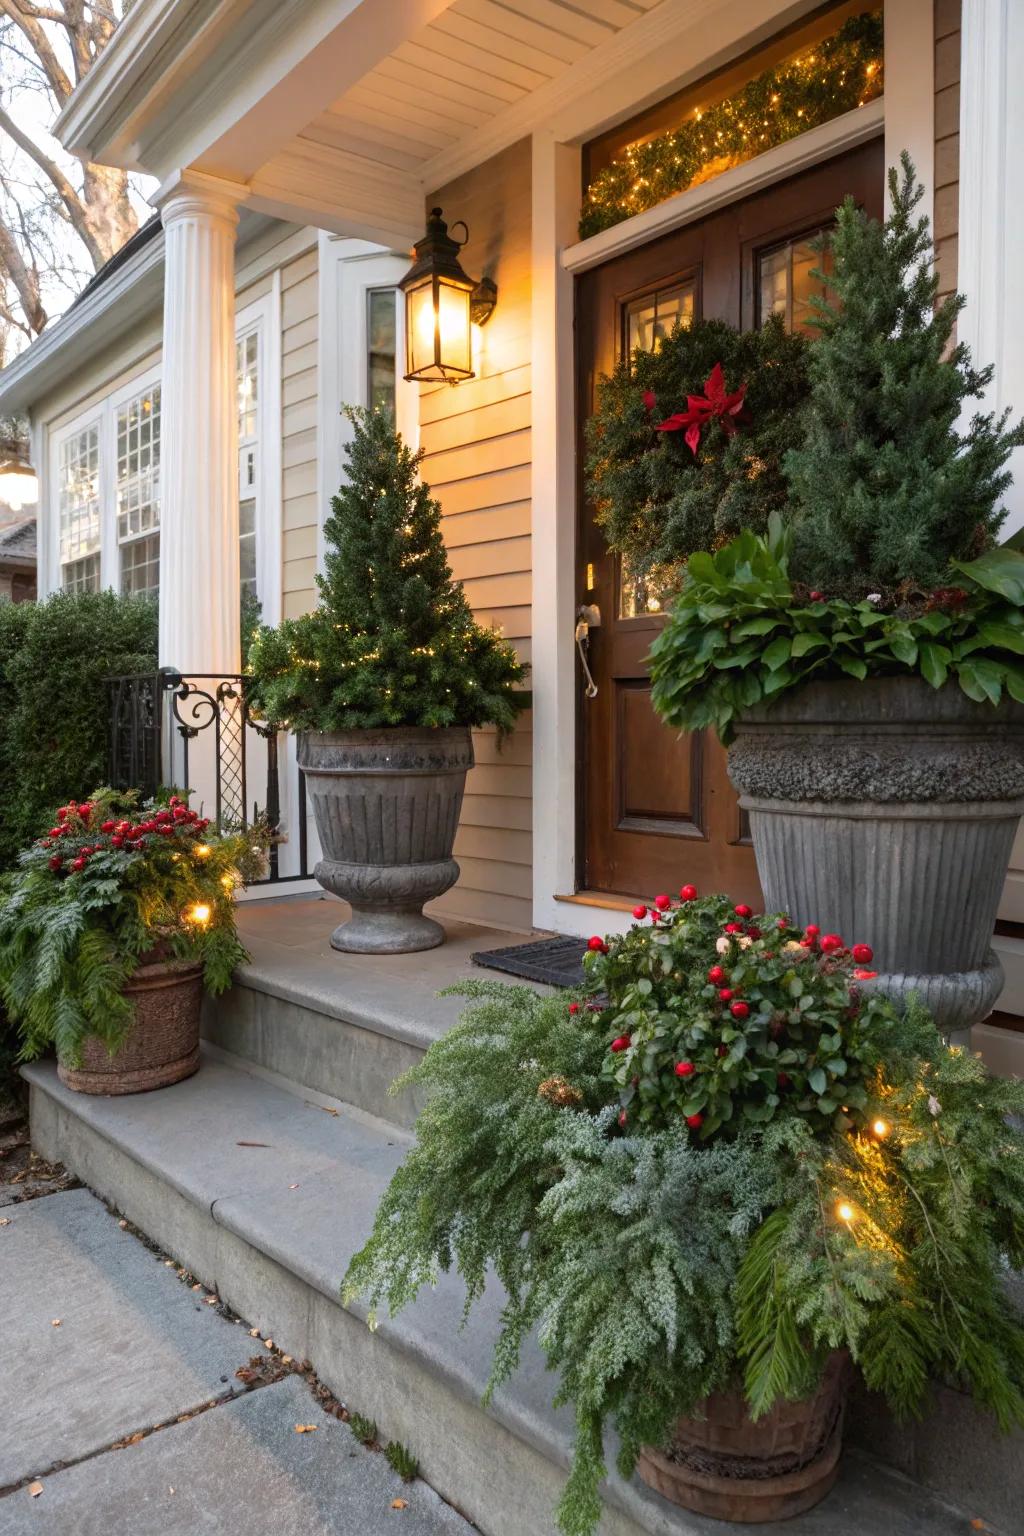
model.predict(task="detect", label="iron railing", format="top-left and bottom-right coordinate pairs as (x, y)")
top-left (106, 668), bottom-right (310, 886)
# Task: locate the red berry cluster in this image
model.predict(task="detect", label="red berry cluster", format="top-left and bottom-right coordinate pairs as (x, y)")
top-left (41, 796), bottom-right (210, 875)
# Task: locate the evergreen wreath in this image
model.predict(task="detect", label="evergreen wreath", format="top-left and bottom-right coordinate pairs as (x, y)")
top-left (585, 314), bottom-right (809, 599)
top-left (580, 11), bottom-right (883, 239)
top-left (345, 891), bottom-right (1024, 1536)
top-left (247, 408), bottom-right (528, 735)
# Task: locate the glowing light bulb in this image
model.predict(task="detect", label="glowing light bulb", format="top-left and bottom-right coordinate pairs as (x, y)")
top-left (187, 903), bottom-right (211, 926)
top-left (194, 844), bottom-right (211, 859)
top-left (837, 1202), bottom-right (854, 1223)
top-left (872, 1119), bottom-right (889, 1139)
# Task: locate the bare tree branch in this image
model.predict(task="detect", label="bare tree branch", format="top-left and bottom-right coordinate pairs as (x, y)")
top-left (0, 1), bottom-right (73, 101)
top-left (0, 206), bottom-right (44, 331)
top-left (0, 99), bottom-right (102, 266)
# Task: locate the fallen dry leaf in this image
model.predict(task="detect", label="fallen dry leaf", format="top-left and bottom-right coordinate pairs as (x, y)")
top-left (289, 1183), bottom-right (299, 1190)
top-left (118, 1219), bottom-right (128, 1229)
top-left (28, 1482), bottom-right (43, 1498)
top-left (281, 1355), bottom-right (292, 1365)
top-left (264, 1338), bottom-right (274, 1348)
top-left (249, 1327), bottom-right (260, 1337)
top-left (205, 1296), bottom-right (218, 1305)
top-left (0, 1217), bottom-right (11, 1227)
top-left (126, 1432), bottom-right (144, 1445)
top-left (237, 1140), bottom-right (271, 1148)
top-left (391, 1499), bottom-right (408, 1510)
top-left (970, 1523), bottom-right (990, 1532)
top-left (294, 1424), bottom-right (318, 1434)
top-left (305, 1101), bottom-right (339, 1117)
top-left (50, 1319), bottom-right (61, 1328)
top-left (168, 1487), bottom-right (175, 1496)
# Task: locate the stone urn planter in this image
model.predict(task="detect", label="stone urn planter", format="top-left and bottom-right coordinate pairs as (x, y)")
top-left (728, 678), bottom-right (1024, 1037)
top-left (298, 726), bottom-right (474, 954)
top-left (637, 1352), bottom-right (848, 1522)
top-left (57, 956), bottom-right (204, 1095)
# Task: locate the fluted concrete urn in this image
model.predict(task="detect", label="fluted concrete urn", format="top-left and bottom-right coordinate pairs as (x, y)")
top-left (298, 726), bottom-right (473, 954)
top-left (728, 678), bottom-right (1024, 1038)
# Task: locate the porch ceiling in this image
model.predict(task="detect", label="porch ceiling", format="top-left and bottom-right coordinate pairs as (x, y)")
top-left (56, 0), bottom-right (755, 249)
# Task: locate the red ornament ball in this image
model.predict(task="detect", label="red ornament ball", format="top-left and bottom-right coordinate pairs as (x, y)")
top-left (809, 590), bottom-right (824, 601)
top-left (707, 965), bottom-right (725, 984)
top-left (723, 922), bottom-right (742, 934)
top-left (587, 935), bottom-right (605, 952)
top-left (48, 855), bottom-right (61, 871)
top-left (734, 903), bottom-right (753, 918)
top-left (610, 1035), bottom-right (631, 1053)
top-left (804, 924), bottom-right (820, 939)
top-left (685, 1112), bottom-right (704, 1130)
top-left (852, 943), bottom-right (874, 964)
top-left (718, 988), bottom-right (734, 1002)
top-left (112, 835), bottom-right (124, 848)
top-left (675, 1061), bottom-right (695, 1078)
top-left (777, 1071), bottom-right (791, 1089)
top-left (618, 1109), bottom-right (628, 1128)
top-left (568, 1002), bottom-right (580, 1015)
top-left (632, 904), bottom-right (647, 921)
top-left (679, 884), bottom-right (698, 902)
top-left (716, 1045), bottom-right (728, 1058)
top-left (100, 820), bottom-right (115, 834)
top-left (654, 893), bottom-right (671, 911)
top-left (70, 856), bottom-right (86, 873)
top-left (730, 1001), bottom-right (750, 1020)
top-left (820, 933), bottom-right (844, 954)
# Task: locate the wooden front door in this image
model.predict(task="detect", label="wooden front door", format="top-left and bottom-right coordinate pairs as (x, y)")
top-left (577, 140), bottom-right (884, 903)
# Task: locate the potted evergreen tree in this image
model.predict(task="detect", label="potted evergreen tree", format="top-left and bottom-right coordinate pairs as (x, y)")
top-left (650, 158), bottom-right (1024, 1036)
top-left (248, 409), bottom-right (527, 954)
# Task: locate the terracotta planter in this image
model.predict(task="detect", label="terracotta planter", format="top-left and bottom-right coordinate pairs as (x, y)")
top-left (57, 957), bottom-right (203, 1095)
top-left (637, 1353), bottom-right (848, 1523)
top-left (298, 726), bottom-right (474, 954)
top-left (728, 678), bottom-right (1024, 1039)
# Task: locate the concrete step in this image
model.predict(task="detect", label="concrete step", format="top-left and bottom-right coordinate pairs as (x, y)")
top-left (203, 896), bottom-right (535, 1131)
top-left (25, 1054), bottom-right (1011, 1536)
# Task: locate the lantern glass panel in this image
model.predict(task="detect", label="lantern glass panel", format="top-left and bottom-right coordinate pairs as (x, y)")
top-left (437, 279), bottom-right (472, 377)
top-left (406, 280), bottom-right (437, 378)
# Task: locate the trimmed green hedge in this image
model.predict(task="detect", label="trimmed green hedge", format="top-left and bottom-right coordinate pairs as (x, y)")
top-left (0, 591), bottom-right (157, 1095)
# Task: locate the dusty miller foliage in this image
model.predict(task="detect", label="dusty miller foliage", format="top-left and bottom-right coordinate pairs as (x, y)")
top-left (785, 153), bottom-right (1024, 596)
top-left (246, 408), bottom-right (527, 734)
top-left (344, 981), bottom-right (1024, 1536)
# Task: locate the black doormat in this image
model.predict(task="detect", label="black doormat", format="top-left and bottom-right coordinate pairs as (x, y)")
top-left (471, 935), bottom-right (589, 989)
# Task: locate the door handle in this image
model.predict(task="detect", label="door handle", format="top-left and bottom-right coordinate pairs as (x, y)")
top-left (575, 605), bottom-right (600, 699)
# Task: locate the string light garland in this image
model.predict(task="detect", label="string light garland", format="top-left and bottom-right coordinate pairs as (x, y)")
top-left (579, 11), bottom-right (883, 240)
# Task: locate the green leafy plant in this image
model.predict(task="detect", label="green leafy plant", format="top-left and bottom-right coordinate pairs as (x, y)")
top-left (587, 891), bottom-right (890, 1138)
top-left (247, 408), bottom-right (527, 735)
top-left (0, 788), bottom-right (265, 1066)
top-left (384, 1440), bottom-right (419, 1481)
top-left (784, 154), bottom-right (1024, 596)
top-left (649, 516), bottom-right (1024, 742)
top-left (579, 11), bottom-right (883, 239)
top-left (344, 901), bottom-right (1024, 1536)
top-left (585, 315), bottom-right (809, 600)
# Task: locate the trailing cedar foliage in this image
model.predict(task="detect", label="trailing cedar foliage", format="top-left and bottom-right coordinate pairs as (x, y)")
top-left (345, 894), bottom-right (1024, 1536)
top-left (247, 408), bottom-right (527, 735)
top-left (784, 154), bottom-right (1024, 597)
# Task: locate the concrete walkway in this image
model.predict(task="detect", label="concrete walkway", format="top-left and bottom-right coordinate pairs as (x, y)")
top-left (0, 1187), bottom-right (474, 1534)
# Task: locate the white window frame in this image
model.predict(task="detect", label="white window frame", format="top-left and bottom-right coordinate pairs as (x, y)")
top-left (52, 409), bottom-right (103, 594)
top-left (111, 367), bottom-right (162, 599)
top-left (316, 234), bottom-right (417, 574)
top-left (236, 282), bottom-right (283, 626)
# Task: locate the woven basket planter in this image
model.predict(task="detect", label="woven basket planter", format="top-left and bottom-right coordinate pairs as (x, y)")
top-left (57, 957), bottom-right (204, 1096)
top-left (636, 1352), bottom-right (848, 1523)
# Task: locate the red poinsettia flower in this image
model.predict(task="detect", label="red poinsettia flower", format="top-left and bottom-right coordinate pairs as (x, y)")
top-left (655, 362), bottom-right (748, 455)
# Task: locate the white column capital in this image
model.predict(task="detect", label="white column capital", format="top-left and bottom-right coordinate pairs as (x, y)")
top-left (153, 167), bottom-right (247, 231)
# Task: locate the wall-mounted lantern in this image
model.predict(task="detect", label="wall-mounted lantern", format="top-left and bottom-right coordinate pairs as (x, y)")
top-left (0, 428), bottom-right (37, 512)
top-left (399, 207), bottom-right (497, 384)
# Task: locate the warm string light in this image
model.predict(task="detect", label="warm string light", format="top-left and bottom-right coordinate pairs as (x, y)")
top-left (185, 903), bottom-right (211, 926)
top-left (580, 12), bottom-right (882, 239)
top-left (837, 1202), bottom-right (855, 1224)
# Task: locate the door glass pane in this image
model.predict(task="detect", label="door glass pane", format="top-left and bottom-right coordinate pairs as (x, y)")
top-left (758, 230), bottom-right (832, 334)
top-left (367, 288), bottom-right (397, 415)
top-left (239, 498), bottom-right (257, 597)
top-left (626, 278), bottom-right (695, 357)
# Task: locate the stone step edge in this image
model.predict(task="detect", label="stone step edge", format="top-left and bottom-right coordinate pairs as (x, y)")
top-left (229, 956), bottom-right (445, 1055)
top-left (23, 1057), bottom-right (708, 1536)
top-left (23, 1058), bottom-right (988, 1536)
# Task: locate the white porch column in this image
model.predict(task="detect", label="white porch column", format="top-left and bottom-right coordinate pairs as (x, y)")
top-left (155, 169), bottom-right (246, 674)
top-left (958, 0), bottom-right (1024, 539)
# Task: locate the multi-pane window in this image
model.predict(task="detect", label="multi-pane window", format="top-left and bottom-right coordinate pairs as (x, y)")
top-left (117, 383), bottom-right (161, 599)
top-left (367, 288), bottom-right (397, 415)
top-left (758, 230), bottom-right (832, 334)
top-left (625, 279), bottom-right (695, 356)
top-left (59, 424), bottom-right (101, 592)
top-left (237, 329), bottom-right (259, 600)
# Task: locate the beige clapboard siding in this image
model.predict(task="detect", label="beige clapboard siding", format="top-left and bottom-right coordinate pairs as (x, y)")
top-left (933, 0), bottom-right (960, 301)
top-left (281, 245), bottom-right (321, 618)
top-left (422, 137), bottom-right (534, 933)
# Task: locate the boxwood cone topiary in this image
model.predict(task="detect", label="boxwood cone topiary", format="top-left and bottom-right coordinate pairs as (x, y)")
top-left (247, 407), bottom-right (527, 733)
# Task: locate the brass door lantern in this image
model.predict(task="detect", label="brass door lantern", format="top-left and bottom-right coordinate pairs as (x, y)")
top-left (399, 207), bottom-right (497, 383)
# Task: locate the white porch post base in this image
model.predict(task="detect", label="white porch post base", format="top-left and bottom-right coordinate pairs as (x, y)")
top-left (155, 170), bottom-right (245, 677)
